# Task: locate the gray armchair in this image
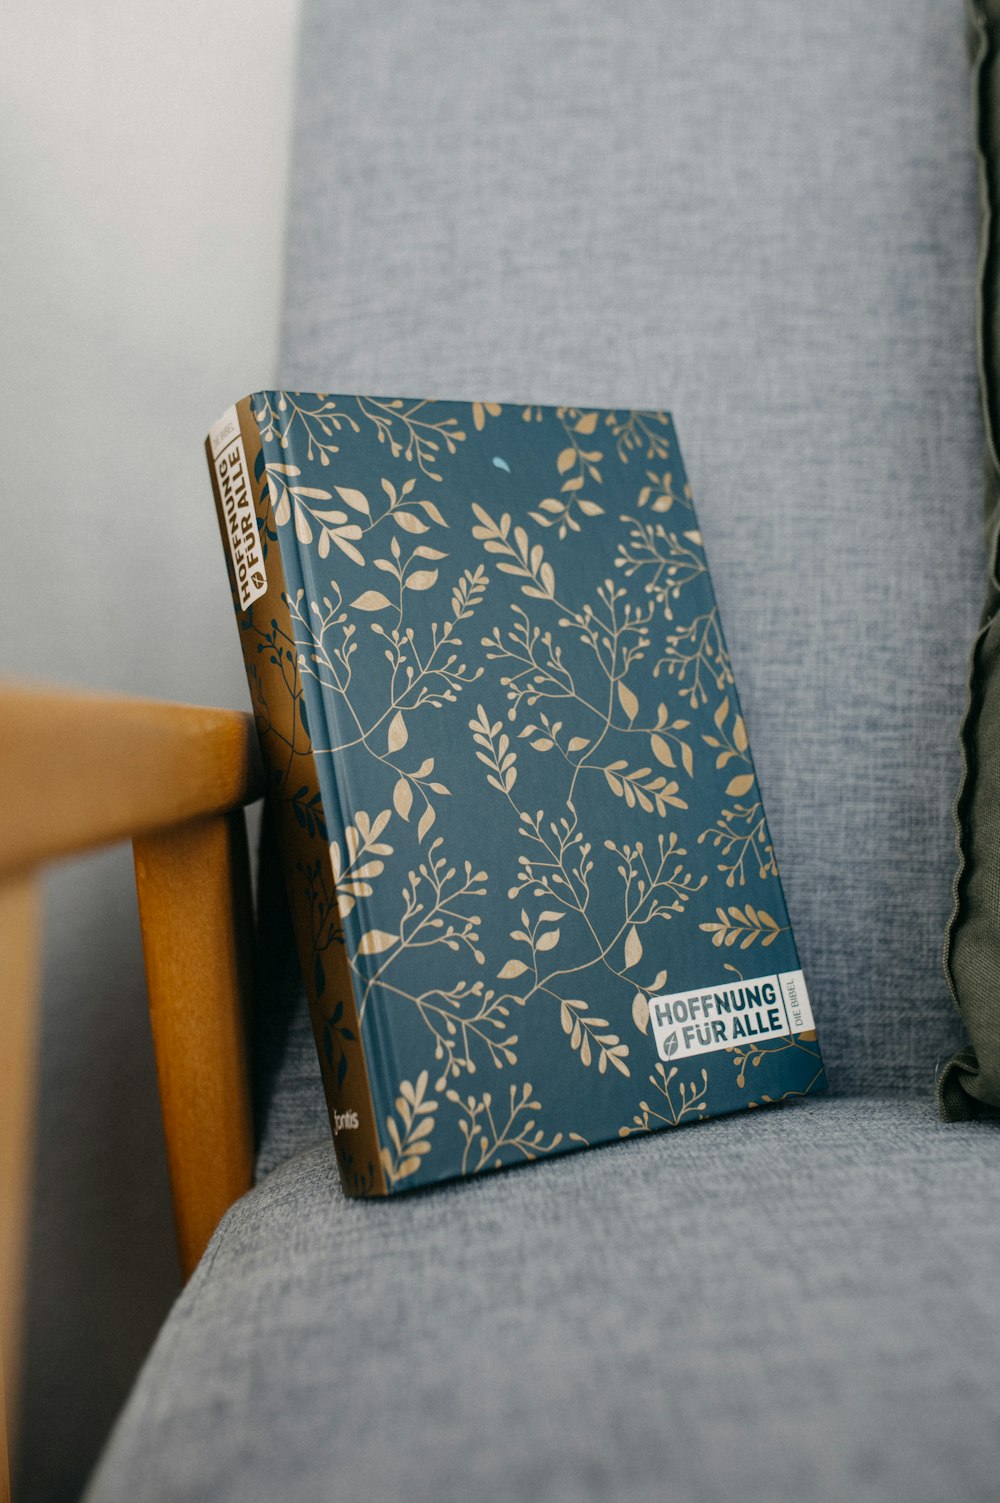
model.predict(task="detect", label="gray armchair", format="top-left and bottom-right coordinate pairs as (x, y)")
top-left (85, 4), bottom-right (1000, 1499)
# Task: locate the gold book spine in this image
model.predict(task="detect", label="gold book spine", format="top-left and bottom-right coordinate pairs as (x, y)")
top-left (206, 396), bottom-right (387, 1197)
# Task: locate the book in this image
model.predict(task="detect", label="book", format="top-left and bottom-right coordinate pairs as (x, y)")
top-left (207, 393), bottom-right (825, 1196)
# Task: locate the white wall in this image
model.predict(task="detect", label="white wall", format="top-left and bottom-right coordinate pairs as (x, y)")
top-left (0, 4), bottom-right (300, 1495)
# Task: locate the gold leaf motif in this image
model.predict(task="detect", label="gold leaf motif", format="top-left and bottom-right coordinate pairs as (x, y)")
top-left (698, 796), bottom-right (777, 888)
top-left (405, 570), bottom-right (439, 592)
top-left (255, 393), bottom-right (359, 468)
top-left (355, 397), bottom-right (466, 483)
top-left (417, 804), bottom-right (435, 842)
top-left (631, 992), bottom-right (650, 1034)
top-left (699, 905), bottom-right (786, 949)
top-left (725, 773), bottom-right (755, 798)
top-left (446, 1081), bottom-right (562, 1174)
top-left (380, 1070), bottom-right (438, 1186)
top-left (350, 590), bottom-right (393, 611)
top-left (617, 681), bottom-right (639, 723)
top-left (655, 607), bottom-right (733, 708)
top-left (358, 929), bottom-right (398, 955)
top-left (294, 506), bottom-right (313, 545)
top-left (557, 999), bottom-right (630, 1076)
top-left (498, 958), bottom-right (530, 979)
top-left (393, 776), bottom-right (413, 820)
top-left (651, 734), bottom-right (675, 767)
top-left (394, 511), bottom-right (429, 534)
top-left (472, 401), bottom-right (502, 431)
top-left (624, 925), bottom-right (643, 970)
top-left (419, 500), bottom-right (448, 527)
top-left (637, 468), bottom-right (680, 512)
top-left (387, 711), bottom-right (408, 753)
top-left (293, 486), bottom-right (335, 502)
top-left (619, 1063), bottom-right (709, 1135)
top-left (334, 486), bottom-right (371, 515)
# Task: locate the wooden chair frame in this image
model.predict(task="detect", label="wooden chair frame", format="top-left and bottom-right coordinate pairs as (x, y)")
top-left (0, 681), bottom-right (266, 1500)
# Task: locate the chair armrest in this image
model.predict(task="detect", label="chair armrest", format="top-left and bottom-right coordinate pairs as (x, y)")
top-left (0, 680), bottom-right (263, 873)
top-left (0, 680), bottom-right (266, 1496)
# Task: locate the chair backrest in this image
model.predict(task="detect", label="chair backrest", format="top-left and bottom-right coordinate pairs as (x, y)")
top-left (263, 0), bottom-right (983, 1146)
top-left (0, 681), bottom-right (264, 1499)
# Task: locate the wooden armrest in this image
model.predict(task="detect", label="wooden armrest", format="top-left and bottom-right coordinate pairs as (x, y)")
top-left (0, 680), bottom-right (266, 1499)
top-left (0, 680), bottom-right (263, 874)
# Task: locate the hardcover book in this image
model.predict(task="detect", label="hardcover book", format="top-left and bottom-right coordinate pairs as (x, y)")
top-left (208, 393), bottom-right (825, 1196)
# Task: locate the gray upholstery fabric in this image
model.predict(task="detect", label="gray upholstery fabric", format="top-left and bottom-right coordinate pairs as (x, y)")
top-left (89, 1099), bottom-right (1000, 1502)
top-left (252, 0), bottom-right (985, 1176)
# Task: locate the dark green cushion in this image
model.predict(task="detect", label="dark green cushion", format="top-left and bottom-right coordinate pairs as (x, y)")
top-left (940, 2), bottom-right (1000, 1118)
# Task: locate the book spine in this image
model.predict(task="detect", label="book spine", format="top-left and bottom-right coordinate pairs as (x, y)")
top-left (206, 398), bottom-right (387, 1197)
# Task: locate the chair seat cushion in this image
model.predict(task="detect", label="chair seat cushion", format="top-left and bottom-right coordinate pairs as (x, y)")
top-left (88, 1097), bottom-right (1000, 1503)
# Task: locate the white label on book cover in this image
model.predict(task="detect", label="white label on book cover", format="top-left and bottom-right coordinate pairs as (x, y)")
top-left (211, 405), bottom-right (267, 611)
top-left (648, 969), bottom-right (814, 1063)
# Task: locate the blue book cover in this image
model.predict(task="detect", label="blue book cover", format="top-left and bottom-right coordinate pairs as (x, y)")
top-left (208, 394), bottom-right (825, 1195)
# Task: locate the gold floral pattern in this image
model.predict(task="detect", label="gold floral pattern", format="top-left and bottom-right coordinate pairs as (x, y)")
top-left (233, 393), bottom-right (825, 1192)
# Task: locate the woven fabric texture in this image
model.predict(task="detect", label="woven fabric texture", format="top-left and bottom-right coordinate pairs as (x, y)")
top-left (89, 1098), bottom-right (1000, 1503)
